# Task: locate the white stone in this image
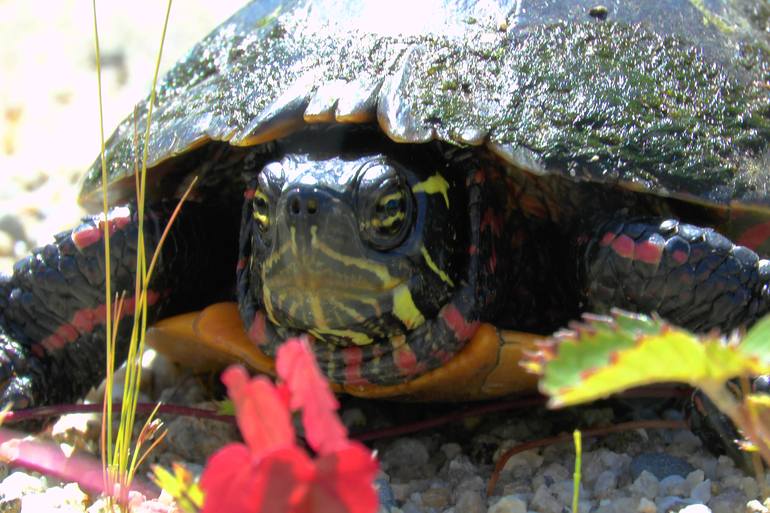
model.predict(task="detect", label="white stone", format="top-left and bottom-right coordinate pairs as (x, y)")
top-left (746, 499), bottom-right (769, 513)
top-left (0, 472), bottom-right (45, 501)
top-left (636, 497), bottom-right (656, 513)
top-left (593, 470), bottom-right (618, 499)
top-left (455, 490), bottom-right (485, 513)
top-left (690, 479), bottom-right (711, 503)
top-left (487, 495), bottom-right (526, 513)
top-left (659, 474), bottom-right (687, 496)
top-left (678, 505), bottom-right (712, 513)
top-left (530, 484), bottom-right (562, 513)
top-left (630, 471), bottom-right (659, 498)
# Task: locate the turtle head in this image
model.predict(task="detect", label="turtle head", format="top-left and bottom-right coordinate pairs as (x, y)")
top-left (236, 130), bottom-right (513, 385)
top-left (240, 140), bottom-right (468, 349)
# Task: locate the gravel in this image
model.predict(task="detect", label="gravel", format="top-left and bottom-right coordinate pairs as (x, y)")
top-left (1, 2), bottom-right (770, 512)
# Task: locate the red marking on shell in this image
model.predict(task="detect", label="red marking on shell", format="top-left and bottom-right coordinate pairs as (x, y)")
top-left (672, 249), bottom-right (689, 265)
top-left (635, 239), bottom-right (663, 265)
top-left (441, 304), bottom-right (480, 341)
top-left (468, 244), bottom-right (479, 255)
top-left (248, 311), bottom-right (267, 346)
top-left (579, 368), bottom-right (598, 381)
top-left (243, 188), bottom-right (255, 199)
top-left (71, 209), bottom-right (132, 250)
top-left (236, 258), bottom-right (247, 271)
top-left (599, 231), bottom-right (616, 246)
top-left (39, 291), bottom-right (160, 354)
top-left (610, 234), bottom-right (634, 259)
top-left (394, 344), bottom-right (419, 376)
top-left (737, 221), bottom-right (770, 251)
top-left (480, 209), bottom-right (503, 236)
top-left (342, 346), bottom-right (369, 386)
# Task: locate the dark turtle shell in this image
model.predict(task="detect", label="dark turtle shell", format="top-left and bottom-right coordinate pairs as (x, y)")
top-left (80, 0), bottom-right (770, 239)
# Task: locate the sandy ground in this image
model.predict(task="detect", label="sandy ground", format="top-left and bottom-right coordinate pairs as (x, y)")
top-left (0, 0), bottom-right (248, 274)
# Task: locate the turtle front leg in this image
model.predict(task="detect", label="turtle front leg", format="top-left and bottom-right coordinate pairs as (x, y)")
top-left (581, 218), bottom-right (770, 332)
top-left (580, 218), bottom-right (770, 464)
top-left (0, 201), bottom-right (238, 409)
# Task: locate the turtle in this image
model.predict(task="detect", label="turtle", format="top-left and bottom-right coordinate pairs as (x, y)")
top-left (1, 0), bottom-right (769, 422)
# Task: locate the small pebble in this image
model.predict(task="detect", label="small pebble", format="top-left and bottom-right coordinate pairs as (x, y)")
top-left (487, 495), bottom-right (526, 513)
top-left (630, 452), bottom-right (694, 480)
top-left (382, 438), bottom-right (430, 473)
top-left (420, 487), bottom-right (451, 509)
top-left (630, 470), bottom-right (659, 498)
top-left (593, 470), bottom-right (618, 499)
top-left (746, 499), bottom-right (770, 513)
top-left (709, 489), bottom-right (748, 513)
top-left (530, 484), bottom-right (562, 513)
top-left (679, 505), bottom-right (712, 513)
top-left (690, 479), bottom-right (711, 503)
top-left (657, 496), bottom-right (694, 511)
top-left (659, 474), bottom-right (688, 496)
top-left (637, 497), bottom-right (656, 513)
top-left (454, 490), bottom-right (484, 513)
top-left (0, 472), bottom-right (45, 501)
top-left (441, 443), bottom-right (462, 461)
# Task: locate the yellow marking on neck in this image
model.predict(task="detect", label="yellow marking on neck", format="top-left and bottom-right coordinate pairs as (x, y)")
top-left (420, 246), bottom-right (455, 287)
top-left (309, 294), bottom-right (328, 328)
top-left (392, 284), bottom-right (425, 330)
top-left (290, 226), bottom-right (298, 256)
top-left (261, 284), bottom-right (279, 324)
top-left (311, 328), bottom-right (374, 346)
top-left (412, 173), bottom-right (450, 208)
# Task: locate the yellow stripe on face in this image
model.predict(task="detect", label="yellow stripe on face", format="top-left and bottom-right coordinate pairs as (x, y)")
top-left (371, 212), bottom-right (405, 228)
top-left (392, 284), bottom-right (425, 330)
top-left (379, 191), bottom-right (403, 205)
top-left (412, 172), bottom-right (450, 208)
top-left (420, 245), bottom-right (455, 287)
top-left (311, 226), bottom-right (400, 289)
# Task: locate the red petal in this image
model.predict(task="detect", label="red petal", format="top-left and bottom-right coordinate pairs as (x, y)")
top-left (200, 443), bottom-right (260, 513)
top-left (306, 443), bottom-right (380, 513)
top-left (201, 444), bottom-right (317, 513)
top-left (222, 365), bottom-right (294, 454)
top-left (276, 339), bottom-right (348, 454)
top-left (302, 401), bottom-right (350, 455)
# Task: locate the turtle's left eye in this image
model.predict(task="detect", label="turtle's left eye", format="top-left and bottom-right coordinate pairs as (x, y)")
top-left (253, 189), bottom-right (270, 232)
top-left (357, 163), bottom-right (414, 250)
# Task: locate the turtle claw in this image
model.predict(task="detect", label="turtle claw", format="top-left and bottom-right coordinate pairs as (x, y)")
top-left (686, 379), bottom-right (770, 472)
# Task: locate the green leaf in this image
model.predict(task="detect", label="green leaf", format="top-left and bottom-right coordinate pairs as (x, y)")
top-left (738, 314), bottom-right (770, 364)
top-left (217, 399), bottom-right (235, 416)
top-left (152, 463), bottom-right (204, 513)
top-left (525, 310), bottom-right (770, 408)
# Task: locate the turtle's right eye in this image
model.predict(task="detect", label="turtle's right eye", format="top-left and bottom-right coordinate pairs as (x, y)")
top-left (253, 189), bottom-right (270, 232)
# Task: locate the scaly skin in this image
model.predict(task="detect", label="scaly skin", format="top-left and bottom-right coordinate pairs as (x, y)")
top-left (583, 218), bottom-right (770, 331)
top-left (0, 201), bottom-right (238, 407)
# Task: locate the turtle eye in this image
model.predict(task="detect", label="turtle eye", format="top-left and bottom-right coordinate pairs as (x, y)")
top-left (357, 163), bottom-right (414, 250)
top-left (253, 189), bottom-right (270, 232)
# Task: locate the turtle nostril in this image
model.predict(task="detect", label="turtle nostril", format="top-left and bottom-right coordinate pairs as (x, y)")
top-left (290, 197), bottom-right (301, 215)
top-left (307, 198), bottom-right (318, 215)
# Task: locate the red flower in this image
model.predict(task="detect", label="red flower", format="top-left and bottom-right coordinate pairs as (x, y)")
top-left (200, 338), bottom-right (379, 513)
